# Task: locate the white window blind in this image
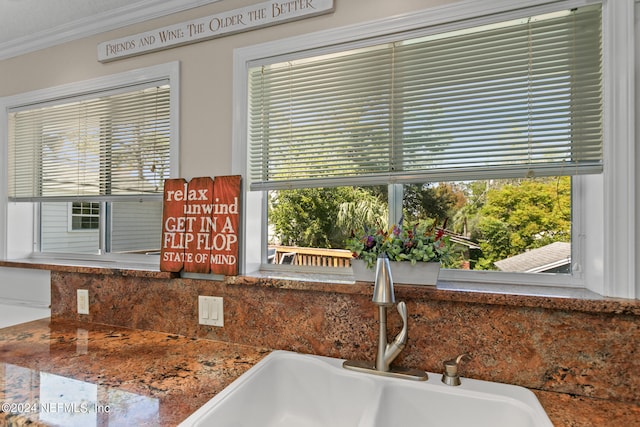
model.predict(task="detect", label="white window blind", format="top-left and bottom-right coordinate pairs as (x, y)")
top-left (248, 5), bottom-right (602, 190)
top-left (8, 81), bottom-right (171, 201)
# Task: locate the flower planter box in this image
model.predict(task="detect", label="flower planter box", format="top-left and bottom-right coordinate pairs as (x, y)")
top-left (351, 259), bottom-right (440, 286)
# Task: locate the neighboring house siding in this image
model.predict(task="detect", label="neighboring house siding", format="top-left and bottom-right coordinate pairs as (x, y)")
top-left (111, 201), bottom-right (162, 254)
top-left (41, 202), bottom-right (98, 253)
top-left (40, 202), bottom-right (162, 254)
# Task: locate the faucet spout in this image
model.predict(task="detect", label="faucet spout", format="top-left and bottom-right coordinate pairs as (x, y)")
top-left (376, 301), bottom-right (408, 372)
top-left (343, 254), bottom-right (426, 380)
top-left (371, 253), bottom-right (408, 372)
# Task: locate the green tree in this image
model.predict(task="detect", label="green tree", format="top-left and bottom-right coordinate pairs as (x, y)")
top-left (475, 177), bottom-right (571, 268)
top-left (452, 181), bottom-right (487, 238)
top-left (269, 187), bottom-right (385, 248)
top-left (336, 191), bottom-right (388, 233)
top-left (402, 183), bottom-right (465, 224)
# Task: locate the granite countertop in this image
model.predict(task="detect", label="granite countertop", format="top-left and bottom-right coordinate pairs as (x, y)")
top-left (0, 319), bottom-right (269, 426)
top-left (0, 319), bottom-right (638, 427)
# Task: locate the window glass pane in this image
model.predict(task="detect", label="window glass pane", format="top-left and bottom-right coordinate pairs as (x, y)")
top-left (71, 216), bottom-right (82, 230)
top-left (267, 187), bottom-right (386, 266)
top-left (402, 177), bottom-right (571, 273)
top-left (266, 177), bottom-right (571, 274)
top-left (8, 84), bottom-right (171, 201)
top-left (110, 201), bottom-right (163, 254)
top-left (41, 202), bottom-right (99, 254)
top-left (84, 216), bottom-right (99, 229)
top-left (40, 200), bottom-right (163, 255)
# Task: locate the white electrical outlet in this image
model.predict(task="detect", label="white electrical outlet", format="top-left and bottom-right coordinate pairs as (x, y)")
top-left (198, 296), bottom-right (223, 327)
top-left (77, 289), bottom-right (89, 315)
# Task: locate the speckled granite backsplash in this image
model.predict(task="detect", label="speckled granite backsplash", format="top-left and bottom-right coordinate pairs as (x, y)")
top-left (50, 269), bottom-right (640, 406)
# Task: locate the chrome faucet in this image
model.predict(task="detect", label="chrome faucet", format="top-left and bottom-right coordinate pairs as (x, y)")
top-left (344, 254), bottom-right (427, 380)
top-left (372, 253), bottom-right (408, 372)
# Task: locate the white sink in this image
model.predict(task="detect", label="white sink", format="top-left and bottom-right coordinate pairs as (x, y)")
top-left (179, 350), bottom-right (553, 427)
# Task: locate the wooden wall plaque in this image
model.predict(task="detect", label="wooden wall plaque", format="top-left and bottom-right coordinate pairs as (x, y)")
top-left (183, 176), bottom-right (215, 274)
top-left (98, 0), bottom-right (335, 62)
top-left (160, 178), bottom-right (187, 272)
top-left (160, 175), bottom-right (241, 274)
top-left (210, 175), bottom-right (241, 275)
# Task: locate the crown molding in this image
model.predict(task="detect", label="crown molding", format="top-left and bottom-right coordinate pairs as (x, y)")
top-left (0, 0), bottom-right (220, 61)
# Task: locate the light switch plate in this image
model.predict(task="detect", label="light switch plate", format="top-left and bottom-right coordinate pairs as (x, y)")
top-left (198, 296), bottom-right (223, 327)
top-left (77, 289), bottom-right (89, 315)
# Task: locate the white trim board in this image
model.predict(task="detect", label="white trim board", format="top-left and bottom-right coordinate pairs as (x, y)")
top-left (0, 0), bottom-right (221, 60)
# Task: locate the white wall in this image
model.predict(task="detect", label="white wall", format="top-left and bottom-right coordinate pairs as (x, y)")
top-left (1, 203), bottom-right (48, 305)
top-left (0, 267), bottom-right (50, 306)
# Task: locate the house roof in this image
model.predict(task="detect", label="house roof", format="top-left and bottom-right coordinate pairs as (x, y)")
top-left (494, 241), bottom-right (571, 273)
top-left (439, 229), bottom-right (481, 250)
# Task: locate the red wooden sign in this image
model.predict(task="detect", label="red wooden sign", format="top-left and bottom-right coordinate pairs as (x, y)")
top-left (160, 175), bottom-right (241, 274)
top-left (160, 178), bottom-right (187, 272)
top-left (183, 176), bottom-right (215, 274)
top-left (210, 175), bottom-right (241, 275)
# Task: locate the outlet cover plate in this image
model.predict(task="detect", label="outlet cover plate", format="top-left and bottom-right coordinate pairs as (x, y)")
top-left (77, 289), bottom-right (89, 315)
top-left (198, 296), bottom-right (223, 327)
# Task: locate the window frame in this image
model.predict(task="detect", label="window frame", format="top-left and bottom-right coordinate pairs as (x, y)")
top-left (68, 202), bottom-right (101, 232)
top-left (0, 61), bottom-right (180, 266)
top-left (233, 0), bottom-right (637, 298)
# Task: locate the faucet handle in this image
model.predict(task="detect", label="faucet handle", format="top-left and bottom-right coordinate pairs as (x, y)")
top-left (392, 301), bottom-right (408, 348)
top-left (441, 353), bottom-right (471, 386)
top-left (396, 300), bottom-right (407, 323)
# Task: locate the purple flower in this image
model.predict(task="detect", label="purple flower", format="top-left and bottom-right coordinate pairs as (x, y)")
top-left (365, 235), bottom-right (375, 248)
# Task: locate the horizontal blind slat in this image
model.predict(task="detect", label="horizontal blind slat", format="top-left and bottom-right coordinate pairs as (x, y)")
top-left (248, 5), bottom-right (602, 189)
top-left (8, 84), bottom-right (171, 200)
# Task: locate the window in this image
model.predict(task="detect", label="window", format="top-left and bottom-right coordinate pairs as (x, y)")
top-left (8, 83), bottom-right (171, 200)
top-left (234, 0), bottom-right (639, 298)
top-left (247, 5), bottom-right (600, 278)
top-left (247, 7), bottom-right (602, 190)
top-left (70, 202), bottom-right (100, 231)
top-left (265, 176), bottom-right (571, 276)
top-left (2, 62), bottom-right (179, 262)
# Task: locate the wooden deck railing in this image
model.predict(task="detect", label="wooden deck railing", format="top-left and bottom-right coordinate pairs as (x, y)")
top-left (269, 245), bottom-right (353, 268)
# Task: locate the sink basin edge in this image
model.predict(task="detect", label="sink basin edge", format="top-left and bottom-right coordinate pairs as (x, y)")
top-left (179, 350), bottom-right (554, 427)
